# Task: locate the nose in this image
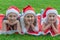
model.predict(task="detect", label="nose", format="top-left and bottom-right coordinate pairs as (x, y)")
top-left (11, 17), bottom-right (14, 20)
top-left (29, 17), bottom-right (31, 20)
top-left (51, 17), bottom-right (54, 19)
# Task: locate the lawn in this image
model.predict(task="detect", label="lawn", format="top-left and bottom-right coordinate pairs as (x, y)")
top-left (0, 34), bottom-right (60, 40)
top-left (0, 0), bottom-right (60, 40)
top-left (0, 0), bottom-right (60, 14)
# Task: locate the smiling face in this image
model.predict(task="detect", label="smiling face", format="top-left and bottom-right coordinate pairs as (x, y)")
top-left (47, 13), bottom-right (57, 23)
top-left (7, 12), bottom-right (18, 22)
top-left (24, 13), bottom-right (35, 25)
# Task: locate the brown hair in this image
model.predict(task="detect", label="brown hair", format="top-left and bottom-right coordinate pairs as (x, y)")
top-left (33, 17), bottom-right (37, 26)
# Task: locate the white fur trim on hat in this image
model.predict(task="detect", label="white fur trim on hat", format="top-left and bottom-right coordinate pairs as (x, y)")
top-left (22, 11), bottom-right (36, 17)
top-left (6, 8), bottom-right (19, 17)
top-left (46, 9), bottom-right (58, 16)
top-left (25, 10), bottom-right (35, 14)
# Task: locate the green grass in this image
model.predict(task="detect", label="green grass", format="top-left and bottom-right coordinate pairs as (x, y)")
top-left (0, 0), bottom-right (60, 40)
top-left (0, 0), bottom-right (60, 14)
top-left (0, 34), bottom-right (60, 40)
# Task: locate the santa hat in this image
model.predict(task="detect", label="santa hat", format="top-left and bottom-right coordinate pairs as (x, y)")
top-left (42, 7), bottom-right (58, 18)
top-left (22, 5), bottom-right (35, 16)
top-left (20, 5), bottom-right (38, 33)
top-left (6, 6), bottom-right (20, 17)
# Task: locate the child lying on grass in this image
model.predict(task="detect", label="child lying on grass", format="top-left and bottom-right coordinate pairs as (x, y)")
top-left (42, 7), bottom-right (59, 36)
top-left (20, 5), bottom-right (41, 35)
top-left (2, 6), bottom-right (22, 34)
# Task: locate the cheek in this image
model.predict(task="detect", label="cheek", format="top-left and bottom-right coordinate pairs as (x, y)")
top-left (32, 18), bottom-right (35, 21)
top-left (54, 17), bottom-right (57, 21)
top-left (49, 18), bottom-right (51, 20)
top-left (48, 16), bottom-right (51, 19)
top-left (54, 17), bottom-right (57, 19)
top-left (31, 18), bottom-right (35, 22)
top-left (24, 19), bottom-right (29, 24)
top-left (24, 18), bottom-right (29, 22)
top-left (47, 18), bottom-right (51, 22)
top-left (7, 17), bottom-right (11, 19)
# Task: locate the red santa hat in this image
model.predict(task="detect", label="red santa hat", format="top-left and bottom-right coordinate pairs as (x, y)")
top-left (22, 5), bottom-right (35, 15)
top-left (42, 7), bottom-right (58, 18)
top-left (6, 6), bottom-right (20, 17)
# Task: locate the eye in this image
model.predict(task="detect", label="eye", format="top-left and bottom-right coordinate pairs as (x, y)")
top-left (53, 15), bottom-right (55, 17)
top-left (31, 16), bottom-right (33, 18)
top-left (9, 15), bottom-right (12, 17)
top-left (27, 16), bottom-right (30, 18)
top-left (14, 15), bottom-right (16, 17)
top-left (49, 15), bottom-right (51, 17)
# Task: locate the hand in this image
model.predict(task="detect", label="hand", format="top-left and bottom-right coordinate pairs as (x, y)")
top-left (26, 25), bottom-right (30, 31)
top-left (47, 23), bottom-right (51, 27)
top-left (30, 24), bottom-right (34, 28)
top-left (8, 20), bottom-right (18, 25)
top-left (30, 24), bottom-right (37, 32)
top-left (27, 22), bottom-right (31, 26)
top-left (51, 23), bottom-right (55, 28)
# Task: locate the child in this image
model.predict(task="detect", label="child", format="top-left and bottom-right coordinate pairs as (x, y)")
top-left (20, 5), bottom-right (40, 35)
top-left (2, 6), bottom-right (22, 34)
top-left (42, 7), bottom-right (59, 36)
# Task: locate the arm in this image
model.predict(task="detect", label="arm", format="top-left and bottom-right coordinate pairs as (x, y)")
top-left (16, 20), bottom-right (22, 34)
top-left (30, 24), bottom-right (38, 32)
top-left (25, 22), bottom-right (31, 31)
top-left (31, 24), bottom-right (35, 29)
top-left (2, 20), bottom-right (7, 32)
top-left (26, 25), bottom-right (30, 31)
top-left (52, 23), bottom-right (58, 34)
top-left (42, 22), bottom-right (51, 31)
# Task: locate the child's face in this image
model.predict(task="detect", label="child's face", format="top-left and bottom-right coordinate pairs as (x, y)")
top-left (7, 12), bottom-right (18, 21)
top-left (24, 14), bottom-right (35, 25)
top-left (47, 13), bottom-right (57, 23)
